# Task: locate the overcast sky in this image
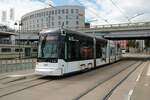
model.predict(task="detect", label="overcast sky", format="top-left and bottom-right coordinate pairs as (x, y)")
top-left (0, 0), bottom-right (150, 26)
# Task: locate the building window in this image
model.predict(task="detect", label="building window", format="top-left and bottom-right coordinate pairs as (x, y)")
top-left (52, 10), bottom-right (54, 15)
top-left (76, 21), bottom-right (79, 25)
top-left (43, 12), bottom-right (46, 16)
top-left (49, 11), bottom-right (51, 15)
top-left (52, 16), bottom-right (54, 20)
top-left (62, 9), bottom-right (64, 14)
top-left (58, 16), bottom-right (61, 20)
top-left (71, 9), bottom-right (74, 13)
top-left (76, 16), bottom-right (79, 19)
top-left (76, 9), bottom-right (79, 13)
top-left (41, 18), bottom-right (43, 22)
top-left (66, 15), bottom-right (68, 19)
top-left (37, 19), bottom-right (39, 23)
top-left (46, 11), bottom-right (48, 15)
top-left (58, 21), bottom-right (61, 25)
top-left (1, 48), bottom-right (11, 52)
top-left (66, 21), bottom-right (69, 25)
top-left (66, 9), bottom-right (68, 14)
top-left (37, 24), bottom-right (39, 27)
top-left (39, 13), bottom-right (42, 17)
top-left (52, 22), bottom-right (54, 26)
top-left (55, 10), bottom-right (57, 14)
top-left (58, 9), bottom-right (61, 14)
top-left (46, 17), bottom-right (48, 21)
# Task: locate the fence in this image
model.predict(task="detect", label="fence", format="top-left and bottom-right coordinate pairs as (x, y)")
top-left (0, 59), bottom-right (36, 73)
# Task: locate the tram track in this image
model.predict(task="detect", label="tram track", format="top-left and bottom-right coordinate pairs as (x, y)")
top-left (0, 70), bottom-right (35, 82)
top-left (0, 60), bottom-right (141, 100)
top-left (0, 76), bottom-right (53, 97)
top-left (0, 75), bottom-right (44, 89)
top-left (73, 61), bottom-right (143, 100)
top-left (102, 61), bottom-right (143, 100)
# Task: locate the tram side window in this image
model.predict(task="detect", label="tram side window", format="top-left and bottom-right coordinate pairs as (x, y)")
top-left (80, 40), bottom-right (93, 60)
top-left (68, 41), bottom-right (80, 61)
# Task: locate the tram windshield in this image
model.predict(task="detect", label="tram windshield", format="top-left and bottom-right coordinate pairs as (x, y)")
top-left (38, 34), bottom-right (58, 58)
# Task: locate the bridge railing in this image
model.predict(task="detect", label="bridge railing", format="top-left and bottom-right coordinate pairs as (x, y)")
top-left (79, 21), bottom-right (150, 31)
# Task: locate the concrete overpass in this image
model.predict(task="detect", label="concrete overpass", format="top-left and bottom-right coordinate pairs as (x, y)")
top-left (78, 21), bottom-right (150, 40)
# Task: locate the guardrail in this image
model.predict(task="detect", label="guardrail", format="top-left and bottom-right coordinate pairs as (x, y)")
top-left (0, 42), bottom-right (38, 59)
top-left (0, 59), bottom-right (36, 73)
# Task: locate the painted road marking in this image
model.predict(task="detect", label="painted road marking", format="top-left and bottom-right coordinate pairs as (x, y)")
top-left (147, 63), bottom-right (150, 76)
top-left (128, 89), bottom-right (133, 100)
top-left (136, 63), bottom-right (145, 82)
top-left (136, 74), bottom-right (141, 82)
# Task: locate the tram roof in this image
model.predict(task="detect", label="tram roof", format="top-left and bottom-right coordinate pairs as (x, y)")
top-left (40, 28), bottom-right (107, 43)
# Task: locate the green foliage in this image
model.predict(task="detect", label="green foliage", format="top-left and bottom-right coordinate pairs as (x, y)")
top-left (127, 40), bottom-right (136, 47)
top-left (145, 39), bottom-right (150, 48)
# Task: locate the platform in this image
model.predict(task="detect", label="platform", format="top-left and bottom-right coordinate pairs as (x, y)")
top-left (122, 53), bottom-right (150, 60)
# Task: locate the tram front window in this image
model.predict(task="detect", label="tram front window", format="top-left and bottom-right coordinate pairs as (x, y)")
top-left (38, 35), bottom-right (58, 58)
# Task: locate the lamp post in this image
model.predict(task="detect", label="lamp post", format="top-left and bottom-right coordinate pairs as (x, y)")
top-left (14, 21), bottom-right (23, 59)
top-left (19, 21), bottom-right (23, 59)
top-left (86, 19), bottom-right (98, 67)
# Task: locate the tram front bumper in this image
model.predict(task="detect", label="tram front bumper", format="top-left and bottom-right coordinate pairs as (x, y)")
top-left (35, 68), bottom-right (63, 76)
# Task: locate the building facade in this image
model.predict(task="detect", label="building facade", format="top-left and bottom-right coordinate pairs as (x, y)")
top-left (21, 5), bottom-right (85, 32)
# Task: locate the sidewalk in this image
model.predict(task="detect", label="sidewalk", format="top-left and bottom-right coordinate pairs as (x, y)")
top-left (0, 69), bottom-right (34, 79)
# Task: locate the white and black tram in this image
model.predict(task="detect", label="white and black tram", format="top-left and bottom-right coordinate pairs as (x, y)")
top-left (35, 28), bottom-right (121, 76)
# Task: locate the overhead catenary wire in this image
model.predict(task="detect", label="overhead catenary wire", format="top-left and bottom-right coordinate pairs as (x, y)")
top-left (77, 0), bottom-right (110, 24)
top-left (36, 0), bottom-right (54, 8)
top-left (109, 0), bottom-right (144, 23)
top-left (109, 0), bottom-right (130, 21)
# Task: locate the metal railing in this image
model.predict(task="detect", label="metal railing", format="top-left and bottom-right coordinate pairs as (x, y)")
top-left (0, 40), bottom-right (38, 46)
top-left (78, 21), bottom-right (150, 32)
top-left (0, 59), bottom-right (36, 73)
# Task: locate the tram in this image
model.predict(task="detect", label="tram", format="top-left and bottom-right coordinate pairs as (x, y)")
top-left (35, 28), bottom-right (121, 76)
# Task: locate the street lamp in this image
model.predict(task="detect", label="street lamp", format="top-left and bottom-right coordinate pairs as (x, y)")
top-left (19, 21), bottom-right (23, 59)
top-left (86, 19), bottom-right (98, 67)
top-left (14, 21), bottom-right (23, 59)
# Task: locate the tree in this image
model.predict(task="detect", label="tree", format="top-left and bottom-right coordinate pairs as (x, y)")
top-left (145, 39), bottom-right (150, 48)
top-left (127, 40), bottom-right (136, 47)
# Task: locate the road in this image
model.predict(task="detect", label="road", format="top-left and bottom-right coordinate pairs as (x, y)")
top-left (0, 60), bottom-right (147, 100)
